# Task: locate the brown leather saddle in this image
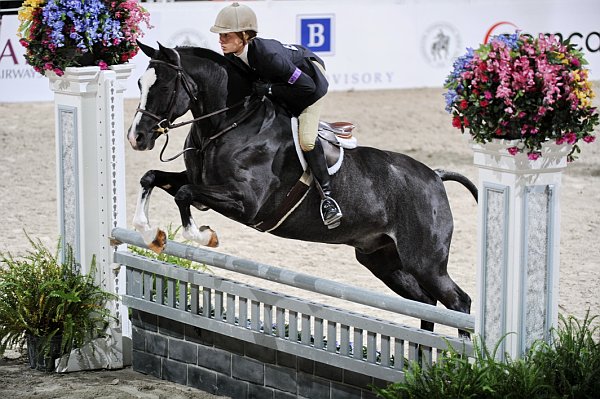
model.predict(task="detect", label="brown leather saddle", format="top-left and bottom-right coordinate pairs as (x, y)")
top-left (317, 121), bottom-right (356, 168)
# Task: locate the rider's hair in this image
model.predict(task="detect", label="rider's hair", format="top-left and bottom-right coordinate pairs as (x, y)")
top-left (235, 30), bottom-right (257, 45)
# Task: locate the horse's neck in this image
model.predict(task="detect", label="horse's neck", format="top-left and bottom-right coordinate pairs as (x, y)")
top-left (185, 58), bottom-right (251, 135)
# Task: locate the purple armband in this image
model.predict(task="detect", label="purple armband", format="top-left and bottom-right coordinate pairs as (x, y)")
top-left (288, 68), bottom-right (302, 84)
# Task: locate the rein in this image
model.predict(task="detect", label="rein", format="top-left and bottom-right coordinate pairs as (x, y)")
top-left (135, 58), bottom-right (256, 162)
top-left (157, 98), bottom-right (257, 162)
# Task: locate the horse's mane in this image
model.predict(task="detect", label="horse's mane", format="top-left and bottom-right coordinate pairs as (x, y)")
top-left (175, 46), bottom-right (229, 67)
top-left (174, 45), bottom-right (255, 87)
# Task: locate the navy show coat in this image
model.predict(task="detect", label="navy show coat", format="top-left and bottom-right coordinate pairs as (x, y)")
top-left (225, 37), bottom-right (328, 116)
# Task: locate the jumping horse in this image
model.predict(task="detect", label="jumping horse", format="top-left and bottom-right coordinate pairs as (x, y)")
top-left (127, 42), bottom-right (478, 335)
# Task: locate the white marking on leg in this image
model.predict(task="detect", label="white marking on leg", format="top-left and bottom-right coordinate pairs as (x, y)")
top-left (182, 218), bottom-right (217, 247)
top-left (128, 68), bottom-right (157, 148)
top-left (132, 187), bottom-right (159, 246)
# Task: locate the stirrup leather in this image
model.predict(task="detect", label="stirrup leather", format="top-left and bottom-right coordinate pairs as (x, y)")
top-left (320, 196), bottom-right (342, 229)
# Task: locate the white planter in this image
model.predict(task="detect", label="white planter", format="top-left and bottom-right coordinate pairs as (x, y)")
top-left (473, 139), bottom-right (570, 359)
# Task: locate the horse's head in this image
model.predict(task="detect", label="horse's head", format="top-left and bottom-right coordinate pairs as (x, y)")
top-left (128, 42), bottom-right (200, 151)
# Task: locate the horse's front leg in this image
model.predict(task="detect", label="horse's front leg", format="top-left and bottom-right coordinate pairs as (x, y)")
top-left (174, 184), bottom-right (220, 248)
top-left (132, 170), bottom-right (196, 253)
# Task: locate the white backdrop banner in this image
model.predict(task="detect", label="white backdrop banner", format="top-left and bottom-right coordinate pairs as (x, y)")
top-left (1, 0), bottom-right (599, 102)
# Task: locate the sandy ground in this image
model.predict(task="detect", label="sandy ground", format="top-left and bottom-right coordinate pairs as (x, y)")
top-left (0, 85), bottom-right (598, 397)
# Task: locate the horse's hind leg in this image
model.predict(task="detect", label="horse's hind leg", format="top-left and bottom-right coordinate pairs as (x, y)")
top-left (401, 246), bottom-right (472, 337)
top-left (355, 245), bottom-right (437, 332)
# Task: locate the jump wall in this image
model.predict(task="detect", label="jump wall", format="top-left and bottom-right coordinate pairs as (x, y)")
top-left (131, 309), bottom-right (385, 399)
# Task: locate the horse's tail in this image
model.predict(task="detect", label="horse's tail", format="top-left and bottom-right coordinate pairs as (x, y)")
top-left (435, 169), bottom-right (478, 203)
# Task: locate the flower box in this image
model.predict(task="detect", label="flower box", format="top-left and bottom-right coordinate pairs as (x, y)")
top-left (445, 32), bottom-right (598, 162)
top-left (17, 0), bottom-right (151, 76)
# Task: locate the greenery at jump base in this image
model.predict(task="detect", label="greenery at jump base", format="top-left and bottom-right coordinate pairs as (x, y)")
top-left (0, 234), bottom-right (116, 371)
top-left (375, 312), bottom-right (600, 399)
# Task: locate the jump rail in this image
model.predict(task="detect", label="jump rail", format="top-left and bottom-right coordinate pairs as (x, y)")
top-left (113, 227), bottom-right (474, 382)
top-left (112, 228), bottom-right (475, 330)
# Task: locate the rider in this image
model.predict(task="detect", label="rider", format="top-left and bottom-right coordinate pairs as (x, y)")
top-left (210, 2), bottom-right (343, 228)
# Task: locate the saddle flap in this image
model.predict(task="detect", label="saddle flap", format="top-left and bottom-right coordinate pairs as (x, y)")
top-left (318, 121), bottom-right (356, 137)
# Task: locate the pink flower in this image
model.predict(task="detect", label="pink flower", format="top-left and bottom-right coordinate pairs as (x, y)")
top-left (583, 135), bottom-right (596, 143)
top-left (564, 132), bottom-right (577, 144)
top-left (98, 61), bottom-right (109, 70)
top-left (528, 152), bottom-right (541, 161)
top-left (53, 68), bottom-right (64, 76)
top-left (508, 146), bottom-right (519, 155)
top-left (484, 91), bottom-right (492, 100)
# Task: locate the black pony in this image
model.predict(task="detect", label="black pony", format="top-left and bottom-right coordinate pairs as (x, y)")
top-left (128, 42), bottom-right (477, 335)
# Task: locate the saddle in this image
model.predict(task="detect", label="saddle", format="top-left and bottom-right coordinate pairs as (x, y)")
top-left (295, 120), bottom-right (358, 175)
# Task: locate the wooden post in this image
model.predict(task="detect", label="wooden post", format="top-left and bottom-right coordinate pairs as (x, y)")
top-left (473, 139), bottom-right (569, 359)
top-left (48, 64), bottom-right (134, 371)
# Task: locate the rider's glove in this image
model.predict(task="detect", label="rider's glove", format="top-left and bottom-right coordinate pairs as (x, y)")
top-left (253, 82), bottom-right (272, 97)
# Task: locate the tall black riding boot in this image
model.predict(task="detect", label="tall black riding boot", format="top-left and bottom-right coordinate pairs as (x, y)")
top-left (304, 140), bottom-right (343, 228)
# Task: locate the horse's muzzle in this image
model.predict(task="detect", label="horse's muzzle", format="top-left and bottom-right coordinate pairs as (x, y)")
top-left (128, 127), bottom-right (158, 151)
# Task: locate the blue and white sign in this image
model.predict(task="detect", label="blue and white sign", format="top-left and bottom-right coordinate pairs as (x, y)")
top-left (297, 15), bottom-right (334, 56)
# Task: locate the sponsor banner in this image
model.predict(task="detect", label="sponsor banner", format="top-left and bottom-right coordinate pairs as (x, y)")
top-left (1, 0), bottom-right (599, 102)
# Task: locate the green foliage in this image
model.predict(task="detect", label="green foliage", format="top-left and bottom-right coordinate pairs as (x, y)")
top-left (533, 312), bottom-right (600, 398)
top-left (0, 234), bottom-right (117, 360)
top-left (374, 312), bottom-right (600, 399)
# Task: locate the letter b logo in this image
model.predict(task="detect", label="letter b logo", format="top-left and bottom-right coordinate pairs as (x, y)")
top-left (298, 16), bottom-right (334, 55)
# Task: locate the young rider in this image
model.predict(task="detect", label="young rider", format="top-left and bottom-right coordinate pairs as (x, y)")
top-left (210, 2), bottom-right (343, 228)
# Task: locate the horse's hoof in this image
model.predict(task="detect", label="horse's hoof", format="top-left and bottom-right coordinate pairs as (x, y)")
top-left (200, 225), bottom-right (219, 248)
top-left (148, 229), bottom-right (167, 254)
top-left (207, 232), bottom-right (219, 248)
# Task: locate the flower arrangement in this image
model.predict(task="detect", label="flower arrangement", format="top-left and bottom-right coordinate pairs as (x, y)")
top-left (444, 32), bottom-right (598, 161)
top-left (17, 0), bottom-right (151, 76)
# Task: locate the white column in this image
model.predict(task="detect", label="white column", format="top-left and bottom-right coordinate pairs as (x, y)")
top-left (473, 139), bottom-right (569, 359)
top-left (49, 64), bottom-right (134, 370)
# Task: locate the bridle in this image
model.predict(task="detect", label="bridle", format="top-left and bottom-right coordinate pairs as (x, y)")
top-left (135, 58), bottom-right (253, 162)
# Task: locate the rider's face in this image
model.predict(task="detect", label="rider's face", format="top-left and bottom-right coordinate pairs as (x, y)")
top-left (219, 33), bottom-right (245, 55)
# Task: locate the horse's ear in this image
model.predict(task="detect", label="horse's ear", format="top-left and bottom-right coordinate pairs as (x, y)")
top-left (137, 40), bottom-right (158, 59)
top-left (157, 42), bottom-right (181, 66)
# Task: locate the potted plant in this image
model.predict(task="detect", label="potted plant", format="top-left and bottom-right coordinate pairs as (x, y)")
top-left (16, 0), bottom-right (151, 76)
top-left (0, 235), bottom-right (117, 372)
top-left (444, 31), bottom-right (598, 162)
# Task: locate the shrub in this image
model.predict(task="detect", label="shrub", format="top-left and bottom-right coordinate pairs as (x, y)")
top-left (374, 312), bottom-right (599, 398)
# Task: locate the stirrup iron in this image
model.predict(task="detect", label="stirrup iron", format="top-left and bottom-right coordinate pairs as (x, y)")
top-left (320, 196), bottom-right (342, 229)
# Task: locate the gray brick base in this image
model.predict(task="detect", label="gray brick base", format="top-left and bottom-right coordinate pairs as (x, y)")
top-left (131, 309), bottom-right (386, 398)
